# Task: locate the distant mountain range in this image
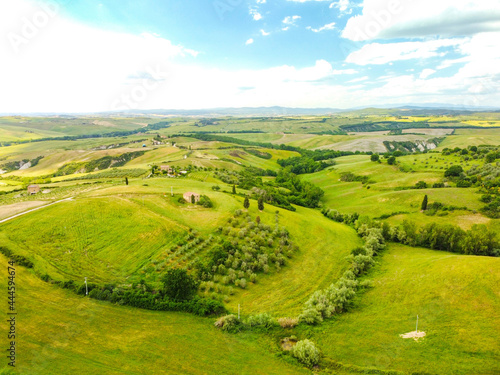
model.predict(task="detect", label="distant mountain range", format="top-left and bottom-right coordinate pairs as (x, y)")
top-left (2, 103), bottom-right (499, 117)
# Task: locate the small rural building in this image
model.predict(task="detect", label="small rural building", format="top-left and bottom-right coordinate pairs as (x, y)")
top-left (27, 184), bottom-right (40, 195)
top-left (160, 165), bottom-right (173, 174)
top-left (183, 192), bottom-right (200, 203)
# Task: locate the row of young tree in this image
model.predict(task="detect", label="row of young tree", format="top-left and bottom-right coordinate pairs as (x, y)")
top-left (322, 208), bottom-right (499, 257)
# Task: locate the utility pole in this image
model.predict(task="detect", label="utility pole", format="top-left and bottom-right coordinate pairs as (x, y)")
top-left (84, 277), bottom-right (88, 296)
top-left (416, 315), bottom-right (419, 332)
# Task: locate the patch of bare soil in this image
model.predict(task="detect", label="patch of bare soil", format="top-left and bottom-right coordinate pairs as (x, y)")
top-left (400, 331), bottom-right (426, 341)
top-left (280, 337), bottom-right (297, 351)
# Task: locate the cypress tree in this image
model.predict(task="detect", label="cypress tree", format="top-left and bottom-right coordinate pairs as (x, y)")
top-left (258, 196), bottom-right (264, 211)
top-left (232, 184), bottom-right (236, 194)
top-left (125, 177), bottom-right (129, 185)
top-left (244, 196), bottom-right (250, 209)
top-left (421, 194), bottom-right (428, 211)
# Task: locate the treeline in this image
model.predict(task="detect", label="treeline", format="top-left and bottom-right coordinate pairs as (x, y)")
top-left (2, 242), bottom-right (226, 317)
top-left (53, 150), bottom-right (146, 177)
top-left (340, 121), bottom-right (431, 133)
top-left (1, 155), bottom-right (44, 172)
top-left (300, 220), bottom-right (384, 324)
top-left (277, 149), bottom-right (359, 175)
top-left (322, 208), bottom-right (499, 257)
top-left (215, 167), bottom-right (324, 210)
top-left (182, 132), bottom-right (301, 153)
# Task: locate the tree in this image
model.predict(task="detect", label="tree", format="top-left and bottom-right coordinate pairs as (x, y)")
top-left (387, 156), bottom-right (396, 165)
top-left (415, 181), bottom-right (427, 189)
top-left (191, 194), bottom-right (195, 204)
top-left (421, 195), bottom-right (428, 211)
top-left (162, 269), bottom-right (198, 301)
top-left (370, 154), bottom-right (379, 162)
top-left (485, 152), bottom-right (496, 163)
top-left (244, 196), bottom-right (250, 209)
top-left (444, 165), bottom-right (463, 177)
top-left (125, 177), bottom-right (129, 185)
top-left (232, 184), bottom-right (236, 194)
top-left (258, 196), bottom-right (264, 211)
top-left (256, 215), bottom-right (261, 224)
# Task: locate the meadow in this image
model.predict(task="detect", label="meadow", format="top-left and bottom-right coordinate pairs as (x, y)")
top-left (0, 113), bottom-right (499, 374)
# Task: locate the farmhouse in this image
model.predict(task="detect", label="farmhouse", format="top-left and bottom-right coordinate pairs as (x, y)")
top-left (160, 165), bottom-right (173, 173)
top-left (183, 192), bottom-right (200, 203)
top-left (27, 184), bottom-right (40, 195)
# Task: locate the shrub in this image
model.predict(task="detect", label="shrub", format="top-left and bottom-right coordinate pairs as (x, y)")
top-left (245, 313), bottom-right (276, 328)
top-left (299, 307), bottom-right (323, 325)
top-left (444, 165), bottom-right (463, 177)
top-left (278, 317), bottom-right (299, 328)
top-left (162, 269), bottom-right (198, 301)
top-left (291, 339), bottom-right (320, 368)
top-left (214, 314), bottom-right (240, 331)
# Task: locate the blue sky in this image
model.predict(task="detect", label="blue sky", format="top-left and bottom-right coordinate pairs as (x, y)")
top-left (1, 0), bottom-right (500, 112)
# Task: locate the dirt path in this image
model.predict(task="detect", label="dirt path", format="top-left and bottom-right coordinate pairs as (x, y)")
top-left (0, 197), bottom-right (74, 225)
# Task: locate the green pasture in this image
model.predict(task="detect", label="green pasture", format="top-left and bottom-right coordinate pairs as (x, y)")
top-left (0, 254), bottom-right (309, 375)
top-left (0, 196), bottom-right (187, 282)
top-left (226, 201), bottom-right (362, 316)
top-left (300, 244), bottom-right (500, 375)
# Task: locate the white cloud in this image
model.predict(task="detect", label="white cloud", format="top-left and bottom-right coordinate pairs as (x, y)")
top-left (249, 8), bottom-right (262, 21)
top-left (287, 0), bottom-right (330, 2)
top-left (283, 15), bottom-right (301, 25)
top-left (282, 26), bottom-right (290, 31)
top-left (348, 75), bottom-right (369, 83)
top-left (246, 38), bottom-right (254, 45)
top-left (419, 69), bottom-right (436, 79)
top-left (307, 22), bottom-right (336, 32)
top-left (2, 0), bottom-right (500, 112)
top-left (260, 29), bottom-right (270, 36)
top-left (342, 0), bottom-right (500, 41)
top-left (256, 0), bottom-right (266, 3)
top-left (345, 39), bottom-right (466, 65)
top-left (329, 0), bottom-right (354, 15)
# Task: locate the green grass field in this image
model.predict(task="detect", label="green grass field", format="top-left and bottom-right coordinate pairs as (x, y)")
top-left (300, 244), bottom-right (500, 375)
top-left (0, 114), bottom-right (499, 375)
top-left (0, 196), bottom-right (187, 283)
top-left (0, 254), bottom-right (309, 375)
top-left (226, 201), bottom-right (362, 316)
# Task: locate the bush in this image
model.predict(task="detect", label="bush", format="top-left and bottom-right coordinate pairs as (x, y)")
top-left (291, 339), bottom-right (320, 368)
top-left (278, 317), bottom-right (299, 328)
top-left (162, 269), bottom-right (198, 301)
top-left (245, 313), bottom-right (276, 328)
top-left (299, 307), bottom-right (323, 325)
top-left (444, 165), bottom-right (463, 177)
top-left (214, 314), bottom-right (240, 331)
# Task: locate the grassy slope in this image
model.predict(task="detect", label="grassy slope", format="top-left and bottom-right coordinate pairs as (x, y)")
top-left (0, 254), bottom-right (309, 375)
top-left (227, 201), bottom-right (362, 316)
top-left (303, 155), bottom-right (492, 229)
top-left (0, 196), bottom-right (187, 283)
top-left (437, 128), bottom-right (500, 149)
top-left (301, 244), bottom-right (500, 375)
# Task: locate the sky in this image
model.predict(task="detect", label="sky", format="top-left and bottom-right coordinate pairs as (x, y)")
top-left (1, 0), bottom-right (500, 113)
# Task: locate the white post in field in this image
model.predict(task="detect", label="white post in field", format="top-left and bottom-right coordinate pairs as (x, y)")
top-left (416, 315), bottom-right (419, 332)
